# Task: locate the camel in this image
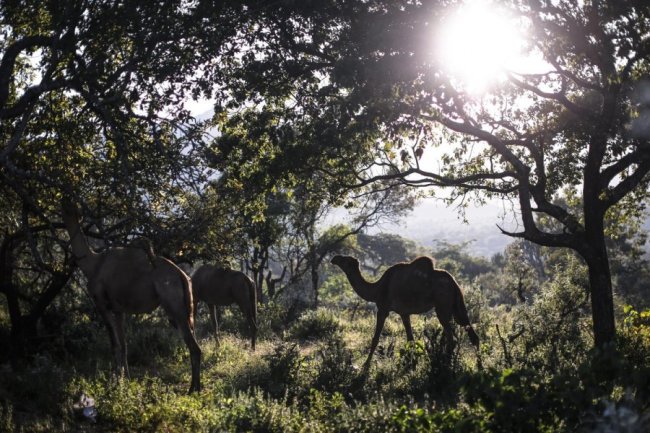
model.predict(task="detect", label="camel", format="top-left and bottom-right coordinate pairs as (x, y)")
top-left (191, 264), bottom-right (258, 350)
top-left (331, 255), bottom-right (479, 369)
top-left (61, 200), bottom-right (201, 393)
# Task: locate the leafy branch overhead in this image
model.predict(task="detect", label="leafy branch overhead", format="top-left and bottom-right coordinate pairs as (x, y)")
top-left (211, 0), bottom-right (650, 347)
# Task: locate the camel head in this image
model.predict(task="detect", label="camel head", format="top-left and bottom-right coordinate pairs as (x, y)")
top-left (330, 255), bottom-right (359, 270)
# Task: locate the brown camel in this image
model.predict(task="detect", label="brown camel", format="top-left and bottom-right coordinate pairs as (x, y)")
top-left (191, 264), bottom-right (258, 350)
top-left (61, 200), bottom-right (201, 393)
top-left (331, 255), bottom-right (479, 369)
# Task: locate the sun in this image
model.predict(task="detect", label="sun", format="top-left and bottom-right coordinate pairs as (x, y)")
top-left (436, 0), bottom-right (526, 93)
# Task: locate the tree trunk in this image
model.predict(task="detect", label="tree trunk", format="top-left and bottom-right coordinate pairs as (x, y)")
top-left (585, 250), bottom-right (616, 348)
top-left (311, 260), bottom-right (319, 308)
top-left (248, 247), bottom-right (267, 304)
top-left (583, 213), bottom-right (616, 348)
top-left (306, 244), bottom-right (320, 307)
top-left (0, 236), bottom-right (23, 365)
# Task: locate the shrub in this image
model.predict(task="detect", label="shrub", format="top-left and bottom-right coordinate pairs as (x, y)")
top-left (262, 342), bottom-right (304, 398)
top-left (0, 400), bottom-right (14, 433)
top-left (462, 368), bottom-right (566, 432)
top-left (311, 333), bottom-right (356, 394)
top-left (581, 398), bottom-right (650, 433)
top-left (424, 327), bottom-right (461, 400)
top-left (288, 309), bottom-right (341, 341)
top-left (503, 263), bottom-right (591, 373)
top-left (619, 305), bottom-right (650, 369)
top-left (256, 300), bottom-right (290, 339)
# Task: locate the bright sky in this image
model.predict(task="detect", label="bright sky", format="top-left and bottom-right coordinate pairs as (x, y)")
top-left (187, 1), bottom-right (545, 112)
top-left (185, 98), bottom-right (215, 117)
top-left (435, 0), bottom-right (545, 93)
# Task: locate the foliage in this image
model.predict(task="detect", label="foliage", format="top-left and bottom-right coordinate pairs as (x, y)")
top-left (504, 257), bottom-right (591, 373)
top-left (1, 241), bottom-right (649, 432)
top-left (311, 333), bottom-right (357, 394)
top-left (432, 241), bottom-right (495, 282)
top-left (0, 0), bottom-right (247, 357)
top-left (211, 0), bottom-right (650, 347)
top-left (288, 309), bottom-right (341, 341)
top-left (356, 232), bottom-right (420, 271)
top-left (320, 270), bottom-right (363, 307)
top-left (261, 342), bottom-right (303, 399)
top-left (619, 306), bottom-right (650, 372)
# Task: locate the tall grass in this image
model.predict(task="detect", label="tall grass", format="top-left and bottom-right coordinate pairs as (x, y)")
top-left (1, 288), bottom-right (649, 432)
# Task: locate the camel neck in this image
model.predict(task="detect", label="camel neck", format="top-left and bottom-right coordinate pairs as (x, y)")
top-left (341, 263), bottom-right (378, 303)
top-left (62, 211), bottom-right (98, 276)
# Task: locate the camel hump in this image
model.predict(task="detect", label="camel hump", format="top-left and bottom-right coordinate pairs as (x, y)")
top-left (409, 256), bottom-right (435, 280)
top-left (129, 237), bottom-right (157, 266)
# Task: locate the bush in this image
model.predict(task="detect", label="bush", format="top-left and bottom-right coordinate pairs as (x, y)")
top-left (424, 327), bottom-right (462, 400)
top-left (619, 305), bottom-right (650, 369)
top-left (581, 397), bottom-right (650, 433)
top-left (502, 264), bottom-right (591, 373)
top-left (311, 333), bottom-right (357, 394)
top-left (462, 368), bottom-right (569, 432)
top-left (256, 301), bottom-right (290, 339)
top-left (288, 309), bottom-right (341, 341)
top-left (261, 342), bottom-right (304, 398)
top-left (0, 400), bottom-right (15, 433)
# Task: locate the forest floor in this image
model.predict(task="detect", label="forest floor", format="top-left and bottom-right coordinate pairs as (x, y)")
top-left (1, 296), bottom-right (649, 432)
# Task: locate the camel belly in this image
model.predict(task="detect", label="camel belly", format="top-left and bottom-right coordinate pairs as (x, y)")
top-left (386, 286), bottom-right (437, 314)
top-left (91, 260), bottom-right (161, 314)
top-left (389, 301), bottom-right (435, 315)
top-left (194, 290), bottom-right (235, 307)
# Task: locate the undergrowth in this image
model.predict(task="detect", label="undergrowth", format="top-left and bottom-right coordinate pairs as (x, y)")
top-left (1, 291), bottom-right (649, 432)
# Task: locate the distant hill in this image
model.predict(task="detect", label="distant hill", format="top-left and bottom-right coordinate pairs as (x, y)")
top-left (366, 199), bottom-right (514, 257)
top-left (368, 198), bottom-right (650, 257)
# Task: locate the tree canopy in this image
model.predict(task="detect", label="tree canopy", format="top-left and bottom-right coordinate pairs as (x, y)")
top-left (208, 0), bottom-right (650, 347)
top-left (1, 0), bottom-right (649, 350)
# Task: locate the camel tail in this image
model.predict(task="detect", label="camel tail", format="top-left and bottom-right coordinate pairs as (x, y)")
top-left (450, 276), bottom-right (480, 349)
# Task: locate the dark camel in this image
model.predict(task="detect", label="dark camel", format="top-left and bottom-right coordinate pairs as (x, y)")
top-left (61, 200), bottom-right (201, 393)
top-left (331, 255), bottom-right (479, 369)
top-left (191, 264), bottom-right (258, 350)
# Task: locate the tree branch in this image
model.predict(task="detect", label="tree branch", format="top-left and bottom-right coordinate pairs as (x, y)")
top-left (0, 35), bottom-right (55, 110)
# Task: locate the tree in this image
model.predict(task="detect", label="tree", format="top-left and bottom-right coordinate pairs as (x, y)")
top-left (431, 240), bottom-right (494, 282)
top-left (0, 1), bottom-right (245, 354)
top-left (356, 232), bottom-right (420, 273)
top-left (209, 100), bottom-right (417, 305)
top-left (212, 0), bottom-right (650, 348)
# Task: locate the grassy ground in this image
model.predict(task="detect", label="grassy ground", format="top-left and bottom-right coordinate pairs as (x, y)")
top-left (0, 295), bottom-right (649, 432)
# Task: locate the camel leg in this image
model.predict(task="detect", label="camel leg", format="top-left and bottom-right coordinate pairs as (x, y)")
top-left (96, 306), bottom-right (124, 376)
top-left (158, 286), bottom-right (202, 393)
top-left (192, 299), bottom-right (199, 333)
top-left (209, 304), bottom-right (220, 345)
top-left (364, 309), bottom-right (388, 371)
top-left (247, 311), bottom-right (257, 352)
top-left (178, 319), bottom-right (202, 393)
top-left (114, 311), bottom-right (129, 378)
top-left (236, 298), bottom-right (257, 351)
top-left (400, 314), bottom-right (414, 342)
top-left (442, 322), bottom-right (455, 357)
top-left (435, 307), bottom-right (456, 357)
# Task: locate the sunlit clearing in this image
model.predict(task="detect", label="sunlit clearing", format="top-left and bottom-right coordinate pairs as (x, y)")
top-left (436, 1), bottom-right (526, 93)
